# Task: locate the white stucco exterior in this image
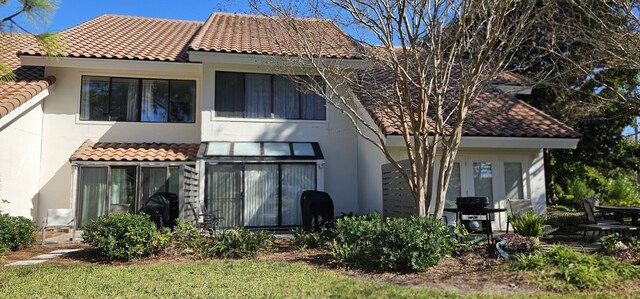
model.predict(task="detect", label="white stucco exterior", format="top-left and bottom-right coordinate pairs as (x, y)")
top-left (0, 53), bottom-right (579, 229)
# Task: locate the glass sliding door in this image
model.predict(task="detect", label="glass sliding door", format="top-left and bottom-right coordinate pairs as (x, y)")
top-left (109, 167), bottom-right (136, 213)
top-left (141, 167), bottom-right (169, 207)
top-left (206, 164), bottom-right (243, 227)
top-left (244, 164), bottom-right (279, 227)
top-left (472, 162), bottom-right (494, 206)
top-left (281, 164), bottom-right (315, 226)
top-left (504, 162), bottom-right (524, 199)
top-left (443, 162), bottom-right (462, 225)
top-left (78, 167), bottom-right (108, 227)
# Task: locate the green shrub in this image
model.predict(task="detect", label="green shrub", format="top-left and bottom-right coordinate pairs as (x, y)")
top-left (172, 219), bottom-right (202, 253)
top-left (292, 228), bottom-right (326, 249)
top-left (82, 213), bottom-right (158, 261)
top-left (330, 212), bottom-right (454, 272)
top-left (0, 213), bottom-right (37, 250)
top-left (565, 179), bottom-right (597, 201)
top-left (149, 228), bottom-right (172, 254)
top-left (202, 228), bottom-right (275, 259)
top-left (0, 245), bottom-right (8, 261)
top-left (604, 175), bottom-right (640, 207)
top-left (511, 245), bottom-right (640, 290)
top-left (510, 210), bottom-right (557, 237)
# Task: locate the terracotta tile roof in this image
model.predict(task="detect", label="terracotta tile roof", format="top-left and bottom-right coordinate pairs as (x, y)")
top-left (19, 15), bottom-right (203, 62)
top-left (357, 66), bottom-right (579, 138)
top-left (0, 33), bottom-right (55, 119)
top-left (491, 71), bottom-right (533, 86)
top-left (70, 140), bottom-right (199, 162)
top-left (189, 13), bottom-right (362, 59)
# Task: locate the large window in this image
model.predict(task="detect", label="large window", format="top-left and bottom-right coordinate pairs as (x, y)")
top-left (206, 163), bottom-right (316, 227)
top-left (215, 71), bottom-right (326, 120)
top-left (77, 165), bottom-right (182, 227)
top-left (80, 76), bottom-right (196, 123)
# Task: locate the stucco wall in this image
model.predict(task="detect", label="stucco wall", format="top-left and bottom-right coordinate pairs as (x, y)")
top-left (0, 103), bottom-right (43, 219)
top-left (200, 63), bottom-right (360, 215)
top-left (36, 66), bottom-right (202, 225)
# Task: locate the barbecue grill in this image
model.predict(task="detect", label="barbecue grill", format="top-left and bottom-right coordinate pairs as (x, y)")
top-left (456, 196), bottom-right (490, 234)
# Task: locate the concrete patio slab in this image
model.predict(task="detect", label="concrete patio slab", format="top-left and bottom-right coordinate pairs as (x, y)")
top-left (5, 260), bottom-right (47, 266)
top-left (33, 254), bottom-right (63, 259)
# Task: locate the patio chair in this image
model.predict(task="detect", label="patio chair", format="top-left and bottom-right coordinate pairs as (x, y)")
top-left (583, 198), bottom-right (609, 220)
top-left (196, 204), bottom-right (223, 235)
top-left (579, 198), bottom-right (635, 241)
top-left (41, 208), bottom-right (75, 245)
top-left (505, 198), bottom-right (533, 234)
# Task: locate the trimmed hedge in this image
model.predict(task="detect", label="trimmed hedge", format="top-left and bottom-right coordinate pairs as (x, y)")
top-left (82, 213), bottom-right (158, 261)
top-left (330, 212), bottom-right (454, 272)
top-left (0, 213), bottom-right (37, 250)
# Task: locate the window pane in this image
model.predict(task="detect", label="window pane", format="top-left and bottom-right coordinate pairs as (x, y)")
top-left (110, 78), bottom-right (140, 121)
top-left (233, 142), bottom-right (261, 156)
top-left (80, 76), bottom-right (110, 121)
top-left (141, 167), bottom-right (168, 204)
top-left (292, 143), bottom-right (314, 156)
top-left (206, 164), bottom-right (243, 228)
top-left (109, 167), bottom-right (136, 213)
top-left (244, 164), bottom-right (279, 226)
top-left (273, 76), bottom-right (299, 119)
top-left (299, 78), bottom-right (326, 120)
top-left (215, 72), bottom-right (245, 117)
top-left (281, 164), bottom-right (315, 226)
top-left (167, 167), bottom-right (180, 194)
top-left (141, 79), bottom-right (169, 122)
top-left (169, 80), bottom-right (196, 123)
top-left (206, 142), bottom-right (231, 156)
top-left (504, 162), bottom-right (524, 199)
top-left (264, 143), bottom-right (291, 156)
top-left (245, 73), bottom-right (272, 118)
top-left (78, 167), bottom-right (108, 227)
top-left (444, 163), bottom-right (461, 226)
top-left (473, 162), bottom-right (494, 205)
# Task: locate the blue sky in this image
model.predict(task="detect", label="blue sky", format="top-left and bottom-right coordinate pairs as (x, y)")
top-left (3, 0), bottom-right (253, 33)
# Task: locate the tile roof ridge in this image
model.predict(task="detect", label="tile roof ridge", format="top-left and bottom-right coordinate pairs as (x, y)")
top-left (210, 11), bottom-right (332, 22)
top-left (97, 14), bottom-right (203, 24)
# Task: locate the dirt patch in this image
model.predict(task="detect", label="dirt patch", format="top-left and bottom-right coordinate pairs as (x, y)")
top-left (257, 241), bottom-right (539, 296)
top-left (2, 243), bottom-right (89, 265)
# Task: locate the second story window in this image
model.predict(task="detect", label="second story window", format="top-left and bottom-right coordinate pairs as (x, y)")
top-left (80, 76), bottom-right (196, 123)
top-left (215, 71), bottom-right (326, 120)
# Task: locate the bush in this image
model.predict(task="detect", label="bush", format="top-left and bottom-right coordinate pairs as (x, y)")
top-left (511, 245), bottom-right (640, 290)
top-left (604, 175), bottom-right (640, 207)
top-left (149, 228), bottom-right (172, 254)
top-left (499, 234), bottom-right (539, 254)
top-left (202, 228), bottom-right (275, 259)
top-left (510, 210), bottom-right (557, 237)
top-left (82, 213), bottom-right (158, 261)
top-left (0, 213), bottom-right (37, 250)
top-left (172, 219), bottom-right (202, 253)
top-left (292, 228), bottom-right (327, 249)
top-left (330, 212), bottom-right (454, 272)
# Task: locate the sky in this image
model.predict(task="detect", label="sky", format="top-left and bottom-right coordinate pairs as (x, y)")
top-left (3, 0), bottom-right (255, 33)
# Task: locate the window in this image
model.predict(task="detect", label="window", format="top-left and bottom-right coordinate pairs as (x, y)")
top-left (206, 163), bottom-right (316, 227)
top-left (504, 162), bottom-right (524, 199)
top-left (80, 76), bottom-right (196, 123)
top-left (215, 71), bottom-right (326, 120)
top-left (77, 165), bottom-right (182, 227)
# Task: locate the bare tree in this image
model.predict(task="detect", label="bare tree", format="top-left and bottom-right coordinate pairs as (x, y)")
top-left (247, 0), bottom-right (559, 219)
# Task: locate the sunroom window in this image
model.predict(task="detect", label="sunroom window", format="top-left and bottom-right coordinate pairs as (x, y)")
top-left (80, 76), bottom-right (196, 123)
top-left (214, 71), bottom-right (326, 120)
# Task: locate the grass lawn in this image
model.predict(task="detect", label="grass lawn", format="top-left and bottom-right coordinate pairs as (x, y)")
top-left (0, 259), bottom-right (634, 299)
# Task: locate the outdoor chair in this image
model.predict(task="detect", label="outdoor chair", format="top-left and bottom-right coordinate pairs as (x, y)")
top-left (109, 204), bottom-right (130, 214)
top-left (41, 208), bottom-right (75, 245)
top-left (579, 198), bottom-right (636, 241)
top-left (196, 204), bottom-right (223, 235)
top-left (583, 197), bottom-right (610, 220)
top-left (505, 198), bottom-right (533, 234)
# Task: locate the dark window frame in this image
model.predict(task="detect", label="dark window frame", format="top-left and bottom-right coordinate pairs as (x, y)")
top-left (214, 71), bottom-right (327, 120)
top-left (205, 161), bottom-right (318, 228)
top-left (79, 75), bottom-right (197, 123)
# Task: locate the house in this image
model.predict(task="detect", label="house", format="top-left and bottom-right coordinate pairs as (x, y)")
top-left (0, 13), bottom-right (579, 230)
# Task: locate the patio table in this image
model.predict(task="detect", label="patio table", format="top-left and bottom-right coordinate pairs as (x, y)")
top-left (595, 205), bottom-right (640, 227)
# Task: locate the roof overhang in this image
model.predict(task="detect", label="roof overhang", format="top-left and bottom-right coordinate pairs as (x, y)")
top-left (188, 51), bottom-right (371, 70)
top-left (492, 84), bottom-right (533, 95)
top-left (20, 56), bottom-right (202, 73)
top-left (385, 135), bottom-right (579, 149)
top-left (0, 85), bottom-right (52, 131)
